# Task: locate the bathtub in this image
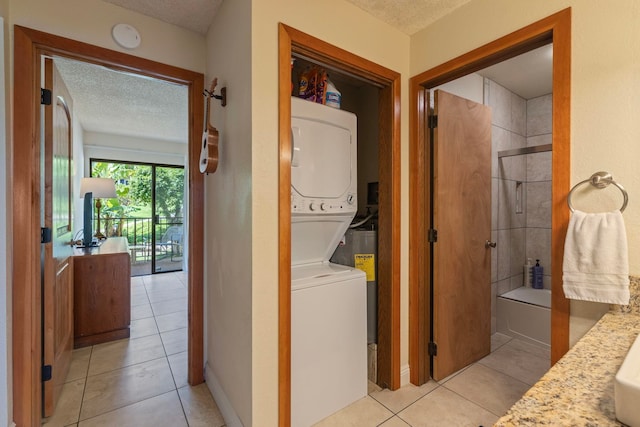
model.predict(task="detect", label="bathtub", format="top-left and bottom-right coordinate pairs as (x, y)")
top-left (497, 286), bottom-right (551, 349)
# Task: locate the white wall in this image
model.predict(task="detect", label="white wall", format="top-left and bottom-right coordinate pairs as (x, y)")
top-left (251, 0), bottom-right (410, 422)
top-left (83, 131), bottom-right (187, 173)
top-left (410, 0), bottom-right (640, 344)
top-left (204, 0), bottom-right (253, 425)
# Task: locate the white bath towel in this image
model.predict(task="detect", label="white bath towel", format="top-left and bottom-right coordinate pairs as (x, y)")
top-left (563, 210), bottom-right (630, 304)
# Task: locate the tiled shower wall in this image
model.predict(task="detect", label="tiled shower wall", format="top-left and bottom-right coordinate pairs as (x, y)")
top-left (525, 95), bottom-right (552, 290)
top-left (485, 78), bottom-right (552, 332)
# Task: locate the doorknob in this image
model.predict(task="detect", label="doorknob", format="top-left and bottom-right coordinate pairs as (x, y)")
top-left (485, 240), bottom-right (497, 248)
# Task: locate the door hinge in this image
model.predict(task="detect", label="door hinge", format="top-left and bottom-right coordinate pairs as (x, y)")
top-left (428, 342), bottom-right (438, 356)
top-left (428, 228), bottom-right (438, 243)
top-left (41, 88), bottom-right (52, 105)
top-left (42, 365), bottom-right (52, 382)
top-left (41, 227), bottom-right (52, 244)
top-left (428, 115), bottom-right (438, 129)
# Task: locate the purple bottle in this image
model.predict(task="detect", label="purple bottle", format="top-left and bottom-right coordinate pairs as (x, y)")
top-left (532, 259), bottom-right (544, 289)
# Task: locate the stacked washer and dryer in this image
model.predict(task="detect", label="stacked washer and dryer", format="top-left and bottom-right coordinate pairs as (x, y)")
top-left (290, 97), bottom-right (367, 426)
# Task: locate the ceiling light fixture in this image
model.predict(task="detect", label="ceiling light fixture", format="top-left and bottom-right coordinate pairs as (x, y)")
top-left (112, 23), bottom-right (141, 49)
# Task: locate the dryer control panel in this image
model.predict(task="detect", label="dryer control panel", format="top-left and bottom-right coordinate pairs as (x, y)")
top-left (291, 193), bottom-right (357, 214)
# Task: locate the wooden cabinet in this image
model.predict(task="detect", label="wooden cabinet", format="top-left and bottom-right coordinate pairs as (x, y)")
top-left (73, 237), bottom-right (131, 348)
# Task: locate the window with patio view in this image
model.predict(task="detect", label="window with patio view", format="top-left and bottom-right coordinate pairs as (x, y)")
top-left (91, 160), bottom-right (185, 276)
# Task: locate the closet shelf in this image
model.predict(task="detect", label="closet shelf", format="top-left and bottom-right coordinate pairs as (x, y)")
top-left (498, 143), bottom-right (552, 158)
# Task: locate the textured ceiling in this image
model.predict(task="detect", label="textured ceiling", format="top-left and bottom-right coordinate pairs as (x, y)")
top-left (102, 0), bottom-right (472, 36)
top-left (54, 57), bottom-right (189, 143)
top-left (344, 0), bottom-right (474, 34)
top-left (102, 0), bottom-right (223, 34)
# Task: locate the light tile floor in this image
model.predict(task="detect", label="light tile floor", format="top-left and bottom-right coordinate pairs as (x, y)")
top-left (314, 333), bottom-right (550, 426)
top-left (43, 270), bottom-right (550, 427)
top-left (42, 271), bottom-right (225, 427)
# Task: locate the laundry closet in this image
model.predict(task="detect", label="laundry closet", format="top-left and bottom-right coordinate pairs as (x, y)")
top-left (289, 56), bottom-right (382, 426)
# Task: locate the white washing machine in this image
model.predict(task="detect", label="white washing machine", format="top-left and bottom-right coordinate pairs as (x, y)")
top-left (290, 97), bottom-right (367, 426)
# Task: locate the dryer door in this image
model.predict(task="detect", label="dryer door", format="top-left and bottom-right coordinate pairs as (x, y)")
top-left (291, 106), bottom-right (355, 200)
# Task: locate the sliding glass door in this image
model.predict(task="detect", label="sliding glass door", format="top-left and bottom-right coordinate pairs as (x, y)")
top-left (90, 159), bottom-right (185, 275)
top-left (153, 165), bottom-right (185, 273)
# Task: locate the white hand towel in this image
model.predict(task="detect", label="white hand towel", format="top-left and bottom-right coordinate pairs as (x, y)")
top-left (562, 210), bottom-right (630, 304)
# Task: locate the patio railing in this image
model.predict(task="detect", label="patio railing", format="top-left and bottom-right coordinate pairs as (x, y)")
top-left (94, 216), bottom-right (184, 266)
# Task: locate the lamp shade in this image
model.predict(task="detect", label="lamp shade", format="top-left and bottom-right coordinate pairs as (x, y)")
top-left (79, 177), bottom-right (117, 199)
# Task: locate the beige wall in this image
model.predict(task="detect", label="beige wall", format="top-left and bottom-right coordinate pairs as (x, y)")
top-left (410, 0), bottom-right (640, 343)
top-left (251, 0), bottom-right (410, 422)
top-left (204, 0), bottom-right (253, 424)
top-left (8, 0), bottom-right (205, 72)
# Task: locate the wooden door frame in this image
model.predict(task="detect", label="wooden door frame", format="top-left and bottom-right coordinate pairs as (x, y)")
top-left (409, 8), bottom-right (571, 384)
top-left (12, 25), bottom-right (205, 426)
top-left (278, 23), bottom-right (401, 425)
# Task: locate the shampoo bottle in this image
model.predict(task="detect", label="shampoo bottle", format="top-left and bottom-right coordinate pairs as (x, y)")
top-left (523, 258), bottom-right (533, 287)
top-left (532, 259), bottom-right (544, 289)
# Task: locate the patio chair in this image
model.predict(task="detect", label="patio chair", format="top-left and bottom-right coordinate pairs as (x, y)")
top-left (156, 225), bottom-right (184, 262)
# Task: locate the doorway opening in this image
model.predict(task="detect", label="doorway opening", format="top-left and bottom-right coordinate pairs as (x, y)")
top-left (278, 24), bottom-right (402, 425)
top-left (90, 159), bottom-right (186, 276)
top-left (409, 8), bottom-right (571, 385)
top-left (11, 25), bottom-right (205, 426)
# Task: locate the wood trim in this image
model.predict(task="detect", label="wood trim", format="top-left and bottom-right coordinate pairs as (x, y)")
top-left (187, 74), bottom-right (205, 387)
top-left (549, 9), bottom-right (572, 365)
top-left (277, 23), bottom-right (293, 427)
top-left (376, 79), bottom-right (402, 391)
top-left (409, 84), bottom-right (430, 384)
top-left (12, 25), bottom-right (42, 427)
top-left (283, 26), bottom-right (395, 88)
top-left (278, 23), bottom-right (402, 424)
top-left (408, 8), bottom-right (572, 384)
top-left (12, 26), bottom-right (205, 425)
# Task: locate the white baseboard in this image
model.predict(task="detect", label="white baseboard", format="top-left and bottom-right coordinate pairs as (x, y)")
top-left (204, 362), bottom-right (243, 427)
top-left (400, 364), bottom-right (410, 387)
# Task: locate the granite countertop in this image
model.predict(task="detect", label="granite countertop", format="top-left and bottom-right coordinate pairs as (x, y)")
top-left (495, 311), bottom-right (640, 426)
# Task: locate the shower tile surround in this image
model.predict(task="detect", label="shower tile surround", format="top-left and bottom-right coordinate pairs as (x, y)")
top-left (486, 78), bottom-right (553, 333)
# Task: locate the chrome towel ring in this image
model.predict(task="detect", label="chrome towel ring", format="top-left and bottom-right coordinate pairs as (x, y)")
top-left (567, 171), bottom-right (628, 213)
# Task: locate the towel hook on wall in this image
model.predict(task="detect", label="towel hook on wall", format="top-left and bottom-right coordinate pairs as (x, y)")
top-left (567, 171), bottom-right (629, 213)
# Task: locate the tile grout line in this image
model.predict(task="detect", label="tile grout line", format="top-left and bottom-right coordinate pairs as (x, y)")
top-left (154, 273), bottom-right (191, 425)
top-left (48, 274), bottom-right (187, 425)
top-left (72, 345), bottom-right (93, 426)
top-left (439, 373), bottom-right (507, 418)
top-left (77, 273), bottom-right (182, 423)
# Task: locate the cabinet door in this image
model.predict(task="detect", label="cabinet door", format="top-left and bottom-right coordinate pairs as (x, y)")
top-left (73, 253), bottom-right (131, 342)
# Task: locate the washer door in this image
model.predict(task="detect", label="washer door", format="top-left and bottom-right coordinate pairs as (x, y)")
top-left (291, 213), bottom-right (353, 265)
top-left (291, 113), bottom-right (353, 200)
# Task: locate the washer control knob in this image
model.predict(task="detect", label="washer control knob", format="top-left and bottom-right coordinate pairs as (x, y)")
top-left (347, 194), bottom-right (355, 205)
top-left (309, 202), bottom-right (316, 211)
top-left (320, 203), bottom-right (327, 211)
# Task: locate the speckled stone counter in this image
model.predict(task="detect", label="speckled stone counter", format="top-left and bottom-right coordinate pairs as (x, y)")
top-left (495, 280), bottom-right (640, 426)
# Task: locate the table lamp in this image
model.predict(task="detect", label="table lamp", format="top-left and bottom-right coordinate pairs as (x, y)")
top-left (79, 177), bottom-right (117, 243)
